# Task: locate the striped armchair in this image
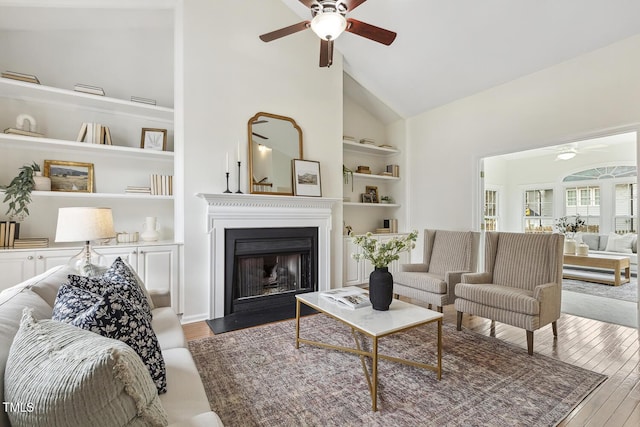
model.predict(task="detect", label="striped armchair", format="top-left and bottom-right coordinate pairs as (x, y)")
top-left (455, 232), bottom-right (564, 355)
top-left (393, 229), bottom-right (480, 312)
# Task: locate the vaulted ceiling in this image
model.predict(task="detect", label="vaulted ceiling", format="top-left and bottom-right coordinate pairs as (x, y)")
top-left (280, 0), bottom-right (640, 118)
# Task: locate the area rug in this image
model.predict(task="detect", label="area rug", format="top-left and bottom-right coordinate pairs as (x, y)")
top-left (188, 314), bottom-right (607, 427)
top-left (562, 276), bottom-right (637, 302)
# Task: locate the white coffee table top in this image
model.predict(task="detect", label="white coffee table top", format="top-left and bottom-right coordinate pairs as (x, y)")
top-left (297, 290), bottom-right (443, 337)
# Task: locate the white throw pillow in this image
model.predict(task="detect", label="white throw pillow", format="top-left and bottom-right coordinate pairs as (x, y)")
top-left (604, 232), bottom-right (635, 254)
top-left (4, 309), bottom-right (168, 427)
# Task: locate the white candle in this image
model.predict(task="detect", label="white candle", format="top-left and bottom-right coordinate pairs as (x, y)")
top-left (237, 141), bottom-right (241, 162)
top-left (225, 152), bottom-right (229, 172)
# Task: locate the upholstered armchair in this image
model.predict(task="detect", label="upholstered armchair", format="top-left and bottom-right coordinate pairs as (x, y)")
top-left (393, 229), bottom-right (480, 312)
top-left (455, 232), bottom-right (564, 355)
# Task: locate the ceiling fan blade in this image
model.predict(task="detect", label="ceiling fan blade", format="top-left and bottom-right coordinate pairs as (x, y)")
top-left (346, 18), bottom-right (397, 45)
top-left (298, 0), bottom-right (317, 8)
top-left (259, 21), bottom-right (310, 42)
top-left (252, 132), bottom-right (268, 140)
top-left (319, 39), bottom-right (334, 68)
top-left (342, 0), bottom-right (368, 12)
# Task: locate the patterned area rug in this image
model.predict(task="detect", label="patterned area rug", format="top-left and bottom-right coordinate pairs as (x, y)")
top-left (562, 275), bottom-right (637, 302)
top-left (189, 314), bottom-right (606, 427)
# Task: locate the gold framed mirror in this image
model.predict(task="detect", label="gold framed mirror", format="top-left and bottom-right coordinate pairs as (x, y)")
top-left (248, 112), bottom-right (303, 195)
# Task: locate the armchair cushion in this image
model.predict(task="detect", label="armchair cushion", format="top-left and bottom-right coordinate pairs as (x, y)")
top-left (393, 271), bottom-right (447, 294)
top-left (455, 283), bottom-right (539, 316)
top-left (491, 233), bottom-right (557, 290)
top-left (400, 263), bottom-right (429, 273)
top-left (428, 231), bottom-right (474, 276)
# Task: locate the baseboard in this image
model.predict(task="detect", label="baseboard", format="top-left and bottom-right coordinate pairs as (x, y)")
top-left (180, 312), bottom-right (211, 325)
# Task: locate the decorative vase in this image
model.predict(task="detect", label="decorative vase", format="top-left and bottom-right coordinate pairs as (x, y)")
top-left (141, 216), bottom-right (160, 242)
top-left (564, 232), bottom-right (576, 255)
top-left (576, 242), bottom-right (589, 256)
top-left (369, 266), bottom-right (394, 311)
top-left (33, 171), bottom-right (51, 191)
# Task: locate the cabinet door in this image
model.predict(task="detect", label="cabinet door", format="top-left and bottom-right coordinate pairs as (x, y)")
top-left (94, 246), bottom-right (138, 268)
top-left (0, 251), bottom-right (36, 292)
top-left (34, 249), bottom-right (81, 275)
top-left (137, 245), bottom-right (178, 308)
top-left (343, 238), bottom-right (363, 286)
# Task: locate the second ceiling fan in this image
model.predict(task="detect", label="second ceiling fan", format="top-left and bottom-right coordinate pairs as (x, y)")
top-left (259, 0), bottom-right (397, 67)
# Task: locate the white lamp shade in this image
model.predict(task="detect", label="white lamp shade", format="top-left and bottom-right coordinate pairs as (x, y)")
top-left (55, 207), bottom-right (115, 242)
top-left (310, 12), bottom-right (347, 40)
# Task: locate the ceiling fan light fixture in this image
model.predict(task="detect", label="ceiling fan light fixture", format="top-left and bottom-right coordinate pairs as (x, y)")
top-left (557, 149), bottom-right (577, 160)
top-left (310, 12), bottom-right (347, 41)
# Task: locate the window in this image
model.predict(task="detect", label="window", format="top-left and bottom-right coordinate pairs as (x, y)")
top-left (484, 189), bottom-right (498, 231)
top-left (615, 183), bottom-right (636, 233)
top-left (565, 185), bottom-right (600, 232)
top-left (523, 188), bottom-right (553, 233)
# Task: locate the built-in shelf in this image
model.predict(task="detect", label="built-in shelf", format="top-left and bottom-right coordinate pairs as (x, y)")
top-left (352, 172), bottom-right (400, 181)
top-left (0, 133), bottom-right (174, 160)
top-left (0, 78), bottom-right (174, 122)
top-left (343, 202), bottom-right (401, 208)
top-left (343, 140), bottom-right (400, 156)
top-left (0, 189), bottom-right (173, 200)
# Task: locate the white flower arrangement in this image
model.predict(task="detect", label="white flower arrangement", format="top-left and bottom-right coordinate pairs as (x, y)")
top-left (352, 230), bottom-right (418, 268)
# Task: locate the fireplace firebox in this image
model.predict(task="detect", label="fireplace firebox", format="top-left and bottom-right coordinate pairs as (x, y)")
top-left (224, 227), bottom-right (318, 316)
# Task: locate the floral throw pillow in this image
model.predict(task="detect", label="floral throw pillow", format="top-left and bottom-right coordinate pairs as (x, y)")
top-left (52, 282), bottom-right (167, 394)
top-left (69, 257), bottom-right (152, 320)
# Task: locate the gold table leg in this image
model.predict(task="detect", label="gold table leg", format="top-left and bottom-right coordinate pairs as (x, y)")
top-left (295, 299), bottom-right (300, 349)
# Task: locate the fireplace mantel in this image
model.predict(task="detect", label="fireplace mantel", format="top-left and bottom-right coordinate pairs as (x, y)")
top-left (197, 193), bottom-right (340, 319)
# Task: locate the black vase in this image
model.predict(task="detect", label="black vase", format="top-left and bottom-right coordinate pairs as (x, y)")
top-left (369, 266), bottom-right (393, 311)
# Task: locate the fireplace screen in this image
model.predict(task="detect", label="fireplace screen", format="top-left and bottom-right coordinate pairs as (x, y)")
top-left (225, 227), bottom-right (318, 315)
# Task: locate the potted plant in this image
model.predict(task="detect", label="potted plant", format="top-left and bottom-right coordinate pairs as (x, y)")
top-left (352, 230), bottom-right (418, 310)
top-left (555, 214), bottom-right (586, 254)
top-left (380, 195), bottom-right (393, 204)
top-left (2, 162), bottom-right (40, 222)
top-left (343, 165), bottom-right (354, 192)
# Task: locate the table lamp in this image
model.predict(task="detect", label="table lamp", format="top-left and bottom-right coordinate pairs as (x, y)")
top-left (55, 207), bottom-right (116, 276)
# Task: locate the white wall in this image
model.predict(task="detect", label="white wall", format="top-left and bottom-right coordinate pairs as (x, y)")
top-left (180, 0), bottom-right (343, 322)
top-left (406, 34), bottom-right (640, 262)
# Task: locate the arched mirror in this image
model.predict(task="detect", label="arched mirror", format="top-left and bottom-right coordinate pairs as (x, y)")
top-left (248, 112), bottom-right (303, 195)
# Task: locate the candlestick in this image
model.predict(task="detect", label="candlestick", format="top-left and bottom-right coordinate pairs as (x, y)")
top-left (235, 161), bottom-right (243, 194)
top-left (225, 152), bottom-right (229, 173)
top-left (223, 172), bottom-right (231, 193)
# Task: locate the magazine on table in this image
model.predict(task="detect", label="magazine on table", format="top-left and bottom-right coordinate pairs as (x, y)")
top-left (319, 287), bottom-right (371, 309)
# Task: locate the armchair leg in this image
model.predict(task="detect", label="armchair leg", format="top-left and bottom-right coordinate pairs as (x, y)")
top-left (456, 311), bottom-right (463, 331)
top-left (552, 321), bottom-right (558, 337)
top-left (526, 330), bottom-right (533, 355)
top-left (437, 306), bottom-right (443, 313)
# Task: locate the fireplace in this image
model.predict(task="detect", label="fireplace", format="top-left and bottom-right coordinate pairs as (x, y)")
top-left (225, 227), bottom-right (318, 315)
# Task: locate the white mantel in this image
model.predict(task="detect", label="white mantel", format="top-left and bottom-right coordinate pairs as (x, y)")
top-left (197, 193), bottom-right (340, 319)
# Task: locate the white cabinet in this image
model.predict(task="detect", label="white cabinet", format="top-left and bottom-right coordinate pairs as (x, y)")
top-left (342, 234), bottom-right (409, 286)
top-left (0, 248), bottom-right (78, 292)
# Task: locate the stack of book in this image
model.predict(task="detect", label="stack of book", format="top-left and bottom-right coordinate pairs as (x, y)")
top-left (74, 83), bottom-right (105, 96)
top-left (0, 221), bottom-right (19, 247)
top-left (77, 123), bottom-right (112, 145)
top-left (131, 96), bottom-right (156, 106)
top-left (375, 228), bottom-right (391, 234)
top-left (359, 138), bottom-right (376, 145)
top-left (356, 165), bottom-right (371, 174)
top-left (386, 164), bottom-right (400, 177)
top-left (150, 174), bottom-right (173, 196)
top-left (1, 71), bottom-right (40, 84)
top-left (13, 238), bottom-right (49, 249)
top-left (4, 127), bottom-right (44, 138)
top-left (125, 186), bottom-right (151, 195)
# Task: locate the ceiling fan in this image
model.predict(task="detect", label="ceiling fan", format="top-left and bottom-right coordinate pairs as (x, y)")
top-left (548, 142), bottom-right (609, 161)
top-left (259, 0), bottom-right (397, 68)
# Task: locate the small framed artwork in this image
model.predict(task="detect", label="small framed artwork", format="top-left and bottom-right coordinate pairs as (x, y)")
top-left (361, 193), bottom-right (374, 203)
top-left (365, 185), bottom-right (379, 203)
top-left (44, 160), bottom-right (94, 192)
top-left (292, 159), bottom-right (322, 197)
top-left (140, 128), bottom-right (167, 151)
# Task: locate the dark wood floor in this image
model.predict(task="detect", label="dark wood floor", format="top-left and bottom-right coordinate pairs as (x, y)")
top-left (183, 300), bottom-right (640, 427)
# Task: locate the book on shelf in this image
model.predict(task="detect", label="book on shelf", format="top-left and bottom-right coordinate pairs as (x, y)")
top-left (149, 174), bottom-right (173, 196)
top-left (320, 288), bottom-right (371, 310)
top-left (386, 164), bottom-right (400, 178)
top-left (13, 238), bottom-right (49, 249)
top-left (76, 122), bottom-right (111, 144)
top-left (1, 71), bottom-right (40, 84)
top-left (74, 83), bottom-right (105, 96)
top-left (0, 221), bottom-right (18, 247)
top-left (125, 186), bottom-right (151, 194)
top-left (131, 96), bottom-right (157, 106)
top-left (4, 127), bottom-right (44, 137)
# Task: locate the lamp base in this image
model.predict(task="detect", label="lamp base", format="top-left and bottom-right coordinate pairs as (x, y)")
top-left (67, 241), bottom-right (108, 277)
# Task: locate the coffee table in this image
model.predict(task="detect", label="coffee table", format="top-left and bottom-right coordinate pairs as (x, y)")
top-left (295, 291), bottom-right (443, 411)
top-left (563, 253), bottom-right (631, 286)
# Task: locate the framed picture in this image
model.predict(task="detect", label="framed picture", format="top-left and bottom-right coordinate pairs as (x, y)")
top-left (140, 128), bottom-right (167, 151)
top-left (361, 193), bottom-right (374, 203)
top-left (292, 159), bottom-right (322, 197)
top-left (365, 185), bottom-right (379, 203)
top-left (44, 160), bottom-right (94, 192)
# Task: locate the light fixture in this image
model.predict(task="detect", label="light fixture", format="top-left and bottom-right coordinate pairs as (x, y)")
top-left (310, 11), bottom-right (347, 41)
top-left (55, 207), bottom-right (115, 276)
top-left (556, 149), bottom-right (577, 161)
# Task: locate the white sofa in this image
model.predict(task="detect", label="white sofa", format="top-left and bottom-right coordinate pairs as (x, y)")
top-left (575, 232), bottom-right (638, 272)
top-left (0, 265), bottom-right (223, 427)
